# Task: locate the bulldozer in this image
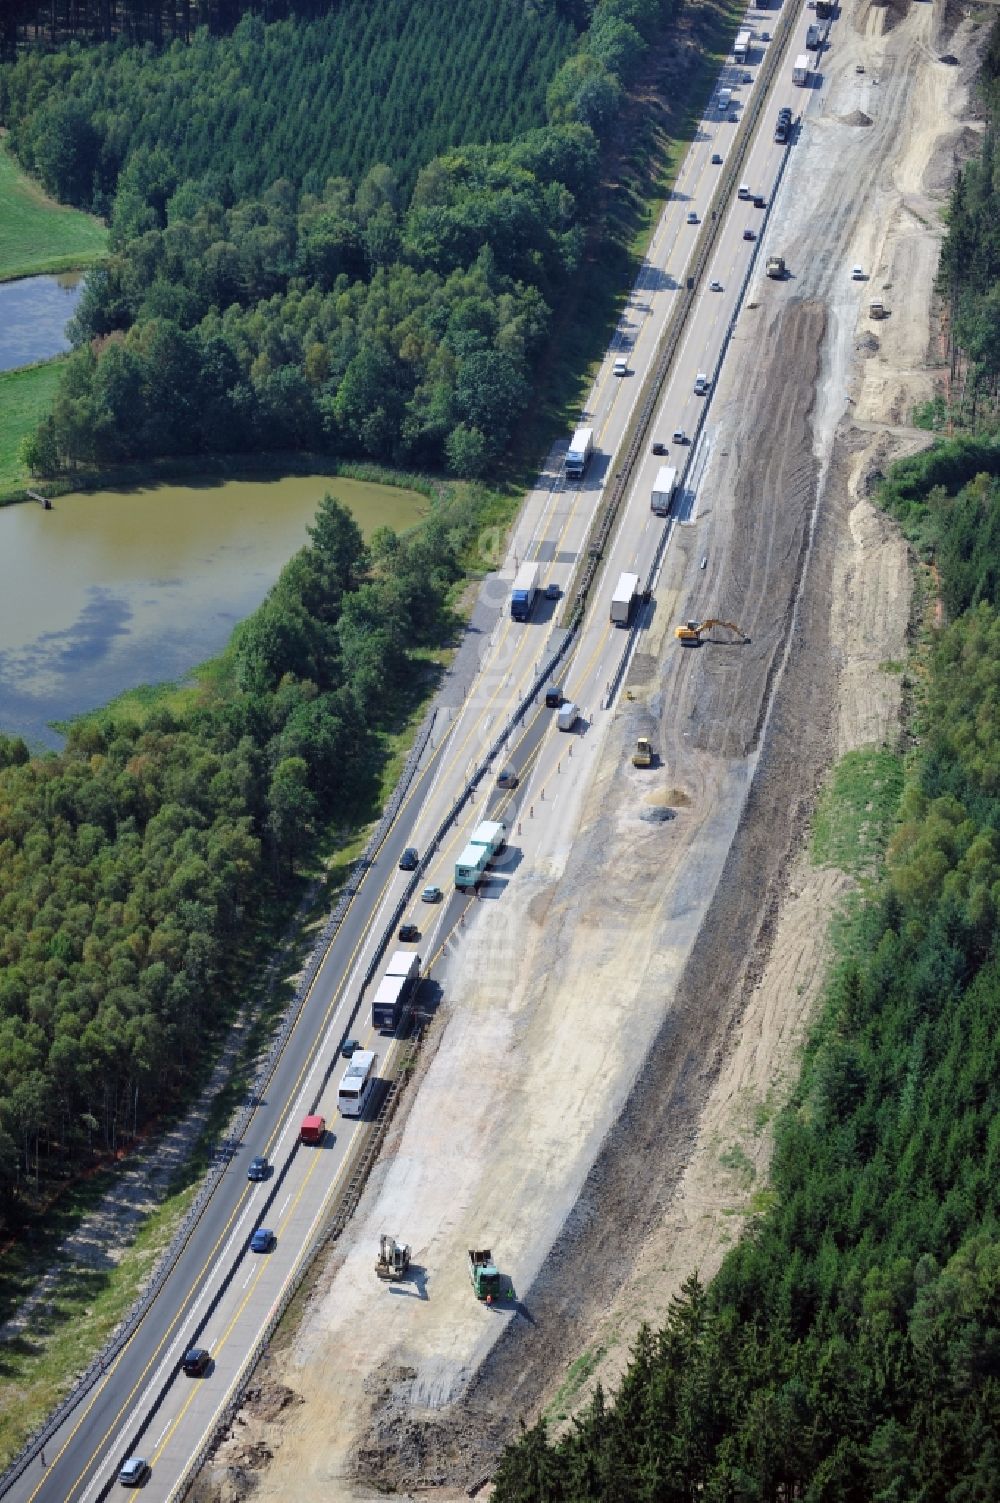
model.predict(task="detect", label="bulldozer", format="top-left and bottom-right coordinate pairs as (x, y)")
top-left (468, 1248), bottom-right (515, 1304)
top-left (675, 619), bottom-right (749, 645)
top-left (375, 1234), bottom-right (411, 1281)
top-left (632, 736), bottom-right (653, 768)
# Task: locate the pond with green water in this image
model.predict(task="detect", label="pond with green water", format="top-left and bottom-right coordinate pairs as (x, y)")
top-left (0, 473), bottom-right (426, 747)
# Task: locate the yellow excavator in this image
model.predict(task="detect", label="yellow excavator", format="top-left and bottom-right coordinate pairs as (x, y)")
top-left (674, 619), bottom-right (749, 645)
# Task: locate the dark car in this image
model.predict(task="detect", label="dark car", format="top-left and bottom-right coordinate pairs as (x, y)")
top-left (496, 767), bottom-right (519, 790)
top-left (711, 152), bottom-right (723, 164)
top-left (544, 682), bottom-right (563, 709)
top-left (545, 581), bottom-right (561, 601)
top-left (398, 922), bottom-right (420, 943)
top-left (118, 1458), bottom-right (149, 1487)
top-left (754, 194), bottom-right (767, 208)
top-left (182, 1347), bottom-right (210, 1377)
top-left (247, 1155), bottom-right (269, 1182)
top-left (652, 441), bottom-right (667, 455)
top-left (250, 1227), bottom-right (276, 1253)
top-left (398, 847), bottom-right (418, 871)
top-left (341, 1037), bottom-right (361, 1058)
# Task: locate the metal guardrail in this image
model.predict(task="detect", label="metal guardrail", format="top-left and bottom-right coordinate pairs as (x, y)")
top-left (560, 0), bottom-right (802, 637)
top-left (172, 1033), bottom-right (417, 1503)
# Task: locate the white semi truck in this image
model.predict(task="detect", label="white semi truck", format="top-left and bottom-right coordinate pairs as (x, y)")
top-left (734, 28), bottom-right (752, 61)
top-left (651, 466), bottom-right (678, 516)
top-left (371, 949), bottom-right (421, 1031)
top-left (509, 562), bottom-right (540, 622)
top-left (455, 820), bottom-right (507, 890)
top-left (792, 53), bottom-right (812, 84)
top-left (610, 572), bottom-right (640, 626)
top-left (565, 426), bottom-right (594, 480)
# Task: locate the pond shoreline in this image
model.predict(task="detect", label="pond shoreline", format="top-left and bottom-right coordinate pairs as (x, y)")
top-left (0, 467), bottom-right (430, 749)
top-left (2, 447), bottom-right (445, 507)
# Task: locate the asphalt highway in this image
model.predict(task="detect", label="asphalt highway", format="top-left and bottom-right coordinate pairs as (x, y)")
top-left (3, 8), bottom-right (830, 1500)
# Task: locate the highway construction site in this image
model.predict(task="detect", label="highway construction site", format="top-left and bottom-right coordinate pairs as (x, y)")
top-left (195, 0), bottom-right (984, 1497)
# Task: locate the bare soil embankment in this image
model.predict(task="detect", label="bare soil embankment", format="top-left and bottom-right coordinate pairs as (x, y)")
top-left (193, 0), bottom-right (982, 1495)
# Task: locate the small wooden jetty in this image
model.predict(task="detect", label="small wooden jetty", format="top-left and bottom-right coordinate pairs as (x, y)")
top-left (27, 489), bottom-right (52, 510)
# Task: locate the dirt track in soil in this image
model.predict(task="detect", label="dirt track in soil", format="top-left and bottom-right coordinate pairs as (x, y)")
top-left (195, 0), bottom-right (981, 1495)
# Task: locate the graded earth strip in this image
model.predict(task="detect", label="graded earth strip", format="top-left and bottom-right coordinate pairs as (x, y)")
top-left (193, 0), bottom-right (980, 1497)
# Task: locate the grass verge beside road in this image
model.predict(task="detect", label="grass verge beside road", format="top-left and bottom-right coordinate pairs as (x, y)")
top-left (0, 145), bottom-right (106, 282)
top-left (0, 361), bottom-right (64, 497)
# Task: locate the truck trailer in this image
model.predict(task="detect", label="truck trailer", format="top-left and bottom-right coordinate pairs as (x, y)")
top-left (610, 572), bottom-right (640, 626)
top-left (509, 562), bottom-right (540, 622)
top-left (805, 22), bottom-right (822, 47)
top-left (455, 820), bottom-right (507, 890)
top-left (565, 426), bottom-right (594, 480)
top-left (371, 949), bottom-right (421, 1031)
top-left (734, 28), bottom-right (752, 62)
top-left (651, 466), bottom-right (678, 516)
top-left (792, 53), bottom-right (812, 84)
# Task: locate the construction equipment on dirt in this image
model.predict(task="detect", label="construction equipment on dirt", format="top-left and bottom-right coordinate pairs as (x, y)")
top-left (675, 619), bottom-right (750, 645)
top-left (632, 737), bottom-right (654, 768)
top-left (468, 1248), bottom-right (514, 1304)
top-left (869, 298), bottom-right (888, 319)
top-left (766, 255), bottom-right (786, 279)
top-left (375, 1234), bottom-right (411, 1280)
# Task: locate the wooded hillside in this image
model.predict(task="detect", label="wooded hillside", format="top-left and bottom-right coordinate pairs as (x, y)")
top-left (2, 0), bottom-right (673, 478)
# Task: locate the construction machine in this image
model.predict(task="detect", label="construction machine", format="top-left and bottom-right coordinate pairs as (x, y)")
top-left (766, 255), bottom-right (786, 279)
top-left (375, 1234), bottom-right (411, 1281)
top-left (468, 1248), bottom-right (514, 1304)
top-left (675, 619), bottom-right (750, 645)
top-left (632, 736), bottom-right (653, 768)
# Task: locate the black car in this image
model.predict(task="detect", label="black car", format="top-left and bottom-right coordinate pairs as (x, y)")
top-left (247, 1155), bottom-right (269, 1181)
top-left (342, 1037), bottom-right (361, 1057)
top-left (652, 441), bottom-right (667, 455)
top-left (496, 767), bottom-right (519, 790)
top-left (398, 847), bottom-right (418, 871)
top-left (754, 194), bottom-right (767, 208)
top-left (398, 923), bottom-right (420, 943)
top-left (182, 1347), bottom-right (210, 1377)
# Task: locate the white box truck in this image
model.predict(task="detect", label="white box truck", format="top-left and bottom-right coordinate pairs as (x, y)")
top-left (510, 562), bottom-right (540, 622)
top-left (793, 53), bottom-right (811, 84)
top-left (371, 949), bottom-right (421, 1031)
top-left (610, 572), bottom-right (639, 626)
top-left (651, 466), bottom-right (678, 516)
top-left (734, 28), bottom-right (752, 61)
top-left (557, 702), bottom-right (579, 732)
top-left (565, 426), bottom-right (594, 480)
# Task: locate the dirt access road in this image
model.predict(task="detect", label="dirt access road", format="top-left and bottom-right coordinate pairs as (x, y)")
top-left (194, 2), bottom-right (983, 1496)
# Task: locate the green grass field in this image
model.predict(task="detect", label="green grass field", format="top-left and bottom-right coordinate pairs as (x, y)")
top-left (0, 145), bottom-right (106, 282)
top-left (0, 360), bottom-right (64, 498)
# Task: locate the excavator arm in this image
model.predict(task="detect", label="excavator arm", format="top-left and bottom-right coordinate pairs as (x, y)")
top-left (674, 618), bottom-right (749, 644)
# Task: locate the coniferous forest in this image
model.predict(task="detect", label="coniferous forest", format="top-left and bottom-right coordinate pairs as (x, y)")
top-left (0, 0), bottom-right (670, 1210)
top-left (0, 0), bottom-right (665, 479)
